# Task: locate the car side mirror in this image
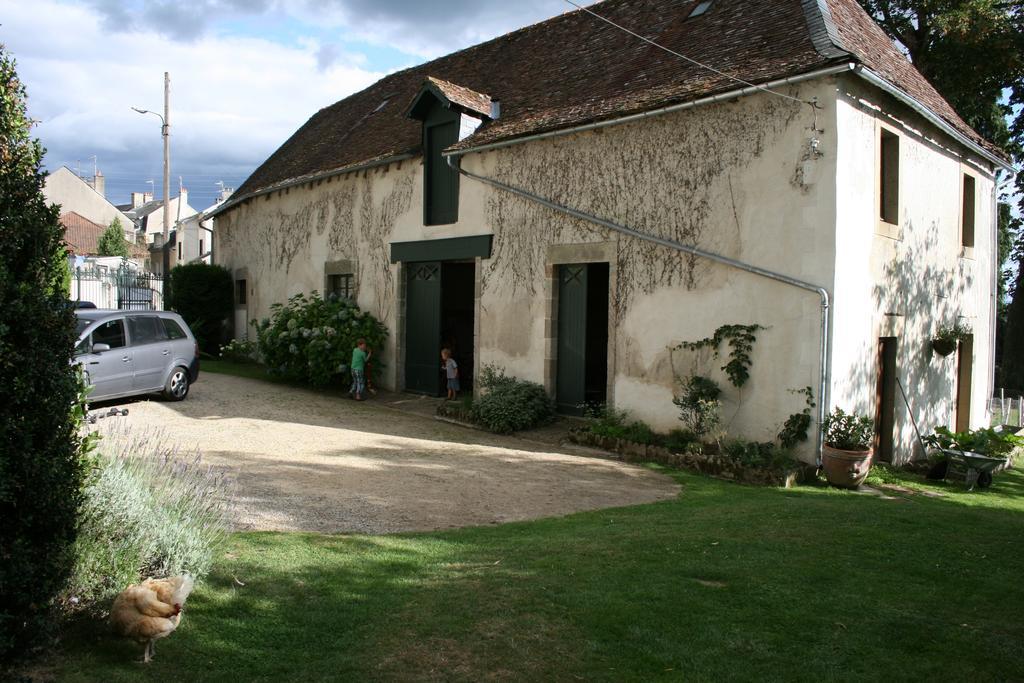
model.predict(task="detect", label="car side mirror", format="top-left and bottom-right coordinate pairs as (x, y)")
top-left (92, 343), bottom-right (111, 353)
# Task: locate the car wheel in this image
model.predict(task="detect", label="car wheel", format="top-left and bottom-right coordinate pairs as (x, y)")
top-left (164, 366), bottom-right (190, 401)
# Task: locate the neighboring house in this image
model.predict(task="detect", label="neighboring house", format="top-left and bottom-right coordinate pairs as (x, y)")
top-left (43, 166), bottom-right (135, 240)
top-left (60, 211), bottom-right (147, 263)
top-left (125, 188), bottom-right (197, 247)
top-left (209, 0), bottom-right (1011, 464)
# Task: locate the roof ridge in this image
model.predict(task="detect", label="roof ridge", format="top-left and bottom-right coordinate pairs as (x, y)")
top-left (801, 0), bottom-right (850, 59)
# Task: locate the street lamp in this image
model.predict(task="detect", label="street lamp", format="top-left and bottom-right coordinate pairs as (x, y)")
top-left (131, 72), bottom-right (170, 252)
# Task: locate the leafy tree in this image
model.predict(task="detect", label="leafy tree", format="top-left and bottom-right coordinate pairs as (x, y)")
top-left (0, 45), bottom-right (87, 663)
top-left (96, 217), bottom-right (129, 257)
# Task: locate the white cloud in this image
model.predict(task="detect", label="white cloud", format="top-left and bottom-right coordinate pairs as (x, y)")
top-left (0, 0), bottom-right (566, 206)
top-left (1, 0), bottom-right (384, 206)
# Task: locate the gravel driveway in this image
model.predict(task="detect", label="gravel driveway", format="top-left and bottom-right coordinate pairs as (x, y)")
top-left (95, 373), bottom-right (679, 534)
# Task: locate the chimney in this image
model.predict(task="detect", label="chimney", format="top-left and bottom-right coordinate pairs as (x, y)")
top-left (90, 170), bottom-right (105, 197)
top-left (131, 191), bottom-right (146, 208)
top-left (143, 191), bottom-right (153, 204)
top-left (179, 187), bottom-right (188, 207)
top-left (219, 187), bottom-right (234, 203)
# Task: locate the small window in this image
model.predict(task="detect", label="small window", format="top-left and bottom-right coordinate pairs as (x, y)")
top-left (962, 174), bottom-right (975, 248)
top-left (236, 279), bottom-right (247, 306)
top-left (199, 238), bottom-right (204, 256)
top-left (879, 129), bottom-right (899, 225)
top-left (92, 319), bottom-right (126, 349)
top-left (327, 273), bottom-right (355, 300)
top-left (128, 316), bottom-right (166, 345)
top-left (162, 318), bottom-right (187, 340)
top-left (177, 241), bottom-right (182, 260)
top-left (689, 0), bottom-right (713, 17)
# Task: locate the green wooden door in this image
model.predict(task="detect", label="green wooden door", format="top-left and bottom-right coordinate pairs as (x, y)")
top-left (556, 264), bottom-right (588, 414)
top-left (406, 261), bottom-right (442, 395)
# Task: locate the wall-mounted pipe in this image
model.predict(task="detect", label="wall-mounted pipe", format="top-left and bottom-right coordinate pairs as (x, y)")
top-left (448, 155), bottom-right (833, 464)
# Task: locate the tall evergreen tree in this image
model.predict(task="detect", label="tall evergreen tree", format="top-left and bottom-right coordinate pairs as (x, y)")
top-left (96, 217), bottom-right (130, 257)
top-left (0, 44), bottom-right (87, 662)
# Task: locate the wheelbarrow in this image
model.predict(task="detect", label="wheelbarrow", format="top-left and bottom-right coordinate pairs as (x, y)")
top-left (939, 448), bottom-right (1007, 491)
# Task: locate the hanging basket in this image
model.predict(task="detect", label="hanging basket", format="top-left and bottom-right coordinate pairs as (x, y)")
top-left (931, 338), bottom-right (957, 357)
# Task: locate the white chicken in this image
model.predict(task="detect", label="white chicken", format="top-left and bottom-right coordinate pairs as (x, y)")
top-left (109, 574), bottom-right (195, 663)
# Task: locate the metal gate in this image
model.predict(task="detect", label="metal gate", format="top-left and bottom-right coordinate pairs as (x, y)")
top-left (71, 264), bottom-right (163, 310)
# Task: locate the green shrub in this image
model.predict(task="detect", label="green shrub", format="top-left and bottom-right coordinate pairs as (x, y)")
top-left (673, 375), bottom-right (722, 437)
top-left (219, 337), bottom-right (258, 364)
top-left (65, 429), bottom-right (232, 609)
top-left (471, 365), bottom-right (555, 434)
top-left (168, 262), bottom-right (233, 354)
top-left (0, 46), bottom-right (89, 661)
top-left (923, 426), bottom-right (1023, 458)
top-left (722, 439), bottom-right (795, 471)
top-left (253, 292), bottom-right (388, 387)
top-left (664, 428), bottom-right (699, 452)
top-left (822, 407), bottom-right (874, 451)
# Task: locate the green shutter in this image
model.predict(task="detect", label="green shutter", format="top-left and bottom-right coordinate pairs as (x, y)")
top-left (424, 109), bottom-right (460, 225)
top-left (405, 262), bottom-right (442, 395)
top-left (556, 264), bottom-right (588, 415)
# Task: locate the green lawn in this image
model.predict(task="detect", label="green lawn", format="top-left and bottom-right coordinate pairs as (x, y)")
top-left (52, 466), bottom-right (1024, 682)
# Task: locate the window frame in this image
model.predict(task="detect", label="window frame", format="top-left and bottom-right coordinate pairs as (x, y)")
top-left (876, 122), bottom-right (901, 239)
top-left (960, 169), bottom-right (976, 257)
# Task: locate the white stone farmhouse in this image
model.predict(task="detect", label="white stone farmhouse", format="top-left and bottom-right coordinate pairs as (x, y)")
top-left (210, 0), bottom-right (1012, 463)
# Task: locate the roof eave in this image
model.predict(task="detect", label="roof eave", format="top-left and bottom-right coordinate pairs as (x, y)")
top-left (853, 66), bottom-right (1014, 172)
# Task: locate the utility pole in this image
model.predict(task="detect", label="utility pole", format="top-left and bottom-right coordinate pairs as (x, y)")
top-left (162, 71), bottom-right (170, 248)
top-left (132, 72), bottom-right (171, 275)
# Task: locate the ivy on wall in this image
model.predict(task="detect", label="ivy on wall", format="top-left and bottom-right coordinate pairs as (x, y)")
top-left (674, 323), bottom-right (766, 388)
top-left (482, 93), bottom-right (804, 317)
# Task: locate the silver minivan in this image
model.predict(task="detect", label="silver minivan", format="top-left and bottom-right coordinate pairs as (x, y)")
top-left (74, 310), bottom-right (200, 402)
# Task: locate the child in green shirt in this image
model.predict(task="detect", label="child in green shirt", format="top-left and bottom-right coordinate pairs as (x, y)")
top-left (350, 339), bottom-right (370, 400)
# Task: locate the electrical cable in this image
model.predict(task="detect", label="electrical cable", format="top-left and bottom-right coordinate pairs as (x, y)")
top-left (563, 0), bottom-right (823, 129)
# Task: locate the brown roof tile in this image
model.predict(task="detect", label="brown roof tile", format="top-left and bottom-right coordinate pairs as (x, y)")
top-left (61, 211), bottom-right (146, 258)
top-left (229, 0), bottom-right (1005, 206)
top-left (423, 77), bottom-right (493, 118)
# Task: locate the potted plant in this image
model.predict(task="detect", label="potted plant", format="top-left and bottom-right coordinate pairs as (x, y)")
top-left (821, 407), bottom-right (874, 488)
top-left (931, 320), bottom-right (971, 357)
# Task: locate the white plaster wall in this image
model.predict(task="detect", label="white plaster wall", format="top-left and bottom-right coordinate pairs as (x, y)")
top-left (217, 75), bottom-right (1001, 465)
top-left (216, 82), bottom-right (840, 461)
top-left (43, 167), bottom-right (133, 234)
top-left (832, 75), bottom-right (997, 462)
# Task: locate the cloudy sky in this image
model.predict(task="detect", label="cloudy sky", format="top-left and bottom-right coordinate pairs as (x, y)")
top-left (1, 0), bottom-right (564, 209)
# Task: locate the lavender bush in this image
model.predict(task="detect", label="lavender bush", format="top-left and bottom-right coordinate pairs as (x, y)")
top-left (64, 427), bottom-right (233, 609)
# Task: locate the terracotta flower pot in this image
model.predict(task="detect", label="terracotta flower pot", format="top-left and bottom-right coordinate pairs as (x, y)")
top-left (821, 444), bottom-right (873, 489)
top-left (931, 338), bottom-right (957, 357)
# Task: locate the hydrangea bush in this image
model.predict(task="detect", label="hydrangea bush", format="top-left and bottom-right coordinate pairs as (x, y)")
top-left (253, 292), bottom-right (388, 387)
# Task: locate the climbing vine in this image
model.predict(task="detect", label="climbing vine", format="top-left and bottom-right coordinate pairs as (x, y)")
top-left (674, 323), bottom-right (766, 388)
top-left (777, 386), bottom-right (815, 449)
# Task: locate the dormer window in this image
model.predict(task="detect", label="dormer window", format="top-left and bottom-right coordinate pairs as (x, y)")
top-left (407, 77), bottom-right (496, 227)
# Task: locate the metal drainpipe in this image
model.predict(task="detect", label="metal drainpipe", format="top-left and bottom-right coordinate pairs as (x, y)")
top-left (448, 156), bottom-right (833, 464)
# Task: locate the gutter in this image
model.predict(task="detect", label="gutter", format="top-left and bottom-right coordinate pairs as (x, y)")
top-left (852, 66), bottom-right (1015, 172)
top-left (205, 153), bottom-right (415, 220)
top-left (444, 63), bottom-right (856, 158)
top-left (447, 155), bottom-right (833, 465)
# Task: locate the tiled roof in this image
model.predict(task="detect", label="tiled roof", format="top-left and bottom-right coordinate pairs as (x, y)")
top-left (422, 77), bottom-right (493, 118)
top-left (823, 0), bottom-right (1000, 158)
top-left (229, 0), bottom-right (1006, 207)
top-left (61, 211), bottom-right (146, 257)
top-left (61, 212), bottom-right (106, 255)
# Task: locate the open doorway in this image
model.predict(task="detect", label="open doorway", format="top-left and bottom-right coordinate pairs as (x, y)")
top-left (556, 262), bottom-right (609, 414)
top-left (404, 260), bottom-right (475, 396)
top-left (441, 261), bottom-right (475, 392)
top-left (955, 334), bottom-right (974, 432)
top-left (875, 337), bottom-right (897, 462)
